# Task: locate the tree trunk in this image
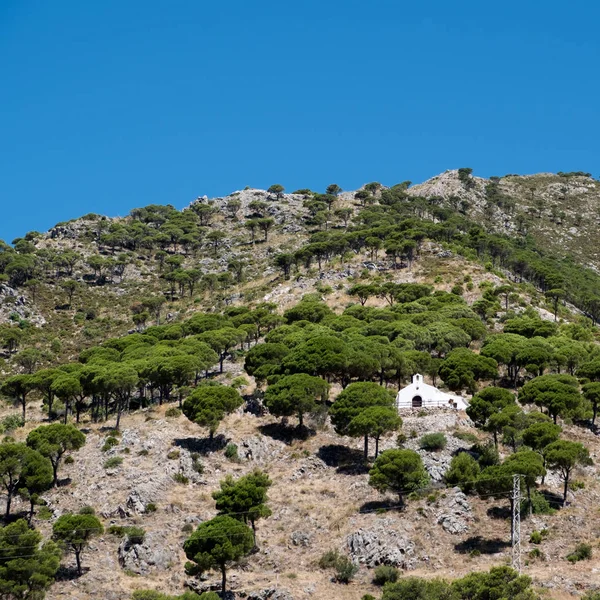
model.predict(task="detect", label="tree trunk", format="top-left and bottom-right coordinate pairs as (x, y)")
top-left (563, 472), bottom-right (570, 505)
top-left (75, 550), bottom-right (82, 575)
top-left (375, 436), bottom-right (380, 458)
top-left (363, 435), bottom-right (369, 460)
top-left (52, 460), bottom-right (59, 486)
top-left (221, 564), bottom-right (227, 594)
top-left (5, 491), bottom-right (12, 519)
top-left (298, 412), bottom-right (303, 428)
top-left (21, 396), bottom-right (26, 422)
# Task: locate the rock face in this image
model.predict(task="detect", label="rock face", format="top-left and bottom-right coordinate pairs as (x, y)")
top-left (117, 532), bottom-right (175, 575)
top-left (346, 520), bottom-right (416, 568)
top-left (436, 488), bottom-right (473, 534)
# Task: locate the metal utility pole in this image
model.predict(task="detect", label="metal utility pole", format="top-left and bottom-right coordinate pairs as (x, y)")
top-left (512, 474), bottom-right (521, 573)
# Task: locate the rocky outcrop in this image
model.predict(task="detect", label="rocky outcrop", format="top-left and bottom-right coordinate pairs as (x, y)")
top-left (346, 520), bottom-right (416, 568)
top-left (117, 532), bottom-right (176, 575)
top-left (436, 488), bottom-right (472, 534)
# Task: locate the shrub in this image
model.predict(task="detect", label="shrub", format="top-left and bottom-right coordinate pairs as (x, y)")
top-left (102, 436), bottom-right (119, 452)
top-left (453, 430), bottom-right (478, 443)
top-left (192, 458), bottom-right (204, 474)
top-left (334, 556), bottom-right (358, 583)
top-left (224, 443), bottom-right (239, 461)
top-left (318, 549), bottom-right (341, 569)
top-left (1, 414), bottom-right (24, 433)
top-left (64, 455), bottom-right (75, 464)
top-left (79, 506), bottom-right (96, 515)
top-left (528, 491), bottom-right (555, 515)
top-left (182, 523), bottom-right (194, 533)
top-left (373, 565), bottom-right (400, 585)
top-left (528, 548), bottom-right (544, 560)
top-left (165, 407), bottom-right (181, 418)
top-left (173, 472), bottom-right (189, 484)
top-left (167, 449), bottom-right (180, 460)
top-left (567, 543), bottom-right (592, 563)
top-left (419, 433), bottom-right (447, 451)
top-left (137, 449), bottom-right (149, 456)
top-left (145, 503), bottom-right (157, 513)
top-left (362, 596), bottom-right (377, 600)
top-left (104, 457), bottom-right (123, 469)
top-left (37, 506), bottom-right (53, 520)
top-left (529, 531), bottom-right (542, 544)
top-left (126, 526), bottom-right (146, 545)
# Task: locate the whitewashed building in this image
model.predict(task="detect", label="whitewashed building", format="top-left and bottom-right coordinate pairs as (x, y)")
top-left (396, 374), bottom-right (468, 410)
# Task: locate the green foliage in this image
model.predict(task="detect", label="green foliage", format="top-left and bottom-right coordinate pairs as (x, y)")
top-left (419, 433), bottom-right (447, 451)
top-left (334, 555), bottom-right (358, 583)
top-left (0, 518), bottom-right (61, 599)
top-left (453, 430), bottom-right (478, 443)
top-left (545, 440), bottom-right (591, 502)
top-left (368, 449), bottom-right (429, 504)
top-left (445, 452), bottom-right (480, 493)
top-left (264, 373), bottom-right (329, 427)
top-left (330, 382), bottom-right (398, 459)
top-left (165, 407), bottom-right (181, 418)
top-left (173, 472), bottom-right (189, 484)
top-left (53, 513), bottom-right (104, 575)
top-left (183, 516), bottom-right (254, 594)
top-left (104, 456), bottom-right (123, 469)
top-left (0, 414), bottom-right (24, 433)
top-left (102, 436), bottom-right (119, 452)
top-left (567, 543), bottom-right (592, 563)
top-left (317, 549), bottom-right (357, 583)
top-left (213, 470), bottom-right (272, 545)
top-left (373, 565), bottom-right (400, 585)
top-left (224, 443), bottom-right (239, 461)
top-left (182, 384), bottom-right (243, 441)
top-left (382, 566), bottom-right (539, 600)
top-left (439, 348), bottom-right (498, 393)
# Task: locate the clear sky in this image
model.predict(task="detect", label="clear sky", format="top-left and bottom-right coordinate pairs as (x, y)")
top-left (1, 0), bottom-right (599, 242)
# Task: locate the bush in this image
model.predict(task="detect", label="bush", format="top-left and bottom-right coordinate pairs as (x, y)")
top-left (104, 457), bottom-right (123, 469)
top-left (373, 565), bottom-right (400, 585)
top-left (529, 531), bottom-right (542, 544)
top-left (1, 414), bottom-right (24, 433)
top-left (165, 407), bottom-right (181, 418)
top-left (182, 523), bottom-right (194, 533)
top-left (79, 506), bottom-right (96, 515)
top-left (191, 458), bottom-right (204, 474)
top-left (453, 430), bottom-right (478, 443)
top-left (102, 436), bottom-right (119, 452)
top-left (224, 443), bottom-right (239, 461)
top-left (37, 506), bottom-right (53, 520)
top-left (126, 526), bottom-right (146, 545)
top-left (419, 433), bottom-right (447, 451)
top-left (167, 449), bottom-right (180, 460)
top-left (145, 503), bottom-right (157, 513)
top-left (334, 556), bottom-right (358, 583)
top-left (527, 491), bottom-right (555, 515)
top-left (528, 548), bottom-right (544, 560)
top-left (64, 455), bottom-right (75, 464)
top-left (173, 472), bottom-right (189, 484)
top-left (318, 550), bottom-right (357, 583)
top-left (567, 543), bottom-right (592, 563)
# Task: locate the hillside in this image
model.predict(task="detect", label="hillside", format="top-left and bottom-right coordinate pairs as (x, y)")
top-left (2, 171), bottom-right (600, 600)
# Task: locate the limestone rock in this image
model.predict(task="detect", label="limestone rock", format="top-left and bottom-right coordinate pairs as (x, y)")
top-left (117, 532), bottom-right (175, 575)
top-left (346, 521), bottom-right (416, 568)
top-left (436, 488), bottom-right (472, 534)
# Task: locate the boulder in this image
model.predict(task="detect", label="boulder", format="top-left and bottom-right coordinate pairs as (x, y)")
top-left (346, 521), bottom-right (416, 568)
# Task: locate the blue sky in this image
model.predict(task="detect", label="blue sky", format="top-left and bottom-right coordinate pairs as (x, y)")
top-left (1, 0), bottom-right (599, 242)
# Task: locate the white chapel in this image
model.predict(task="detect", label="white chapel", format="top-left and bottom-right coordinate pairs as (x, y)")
top-left (396, 373), bottom-right (469, 411)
